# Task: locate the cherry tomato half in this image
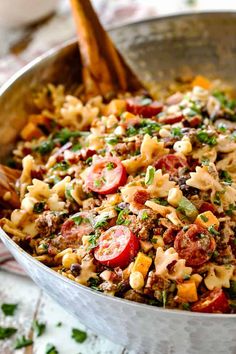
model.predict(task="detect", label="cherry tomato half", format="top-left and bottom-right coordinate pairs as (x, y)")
top-left (61, 212), bottom-right (93, 244)
top-left (191, 288), bottom-right (229, 313)
top-left (94, 225), bottom-right (139, 268)
top-left (174, 224), bottom-right (216, 267)
top-left (126, 97), bottom-right (163, 118)
top-left (86, 157), bottom-right (127, 194)
top-left (159, 113), bottom-right (184, 125)
top-left (154, 154), bottom-right (188, 175)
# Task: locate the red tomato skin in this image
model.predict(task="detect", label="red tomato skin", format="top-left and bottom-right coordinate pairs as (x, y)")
top-left (199, 202), bottom-right (215, 214)
top-left (154, 154), bottom-right (187, 175)
top-left (159, 114), bottom-right (184, 124)
top-left (174, 224), bottom-right (216, 267)
top-left (191, 288), bottom-right (229, 313)
top-left (86, 157), bottom-right (127, 195)
top-left (94, 226), bottom-right (140, 269)
top-left (126, 98), bottom-right (163, 118)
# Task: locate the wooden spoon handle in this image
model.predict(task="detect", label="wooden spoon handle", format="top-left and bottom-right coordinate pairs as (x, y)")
top-left (0, 165), bottom-right (21, 209)
top-left (70, 0), bottom-right (143, 95)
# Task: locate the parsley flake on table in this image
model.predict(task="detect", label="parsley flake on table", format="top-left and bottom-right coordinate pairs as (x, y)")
top-left (14, 335), bottom-right (33, 349)
top-left (45, 343), bottom-right (59, 354)
top-left (33, 320), bottom-right (46, 337)
top-left (1, 303), bottom-right (18, 316)
top-left (0, 326), bottom-right (17, 340)
top-left (71, 328), bottom-right (87, 343)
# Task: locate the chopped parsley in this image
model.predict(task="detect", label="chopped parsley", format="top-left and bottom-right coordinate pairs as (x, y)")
top-left (14, 335), bottom-right (33, 349)
top-left (225, 204), bottom-right (236, 216)
top-left (71, 328), bottom-right (87, 343)
top-left (183, 274), bottom-right (191, 280)
top-left (212, 250), bottom-right (219, 258)
top-left (219, 170), bottom-right (232, 185)
top-left (213, 91), bottom-right (236, 111)
top-left (34, 140), bottom-right (55, 155)
top-left (71, 215), bottom-right (83, 225)
top-left (208, 225), bottom-right (220, 236)
top-left (52, 161), bottom-right (69, 171)
top-left (145, 166), bottom-right (155, 185)
top-left (45, 343), bottom-right (58, 354)
top-left (0, 326), bottom-right (17, 340)
top-left (196, 131), bottom-right (217, 146)
top-left (33, 202), bottom-right (45, 214)
top-left (1, 303), bottom-right (18, 316)
top-left (85, 157), bottom-right (93, 165)
top-left (141, 211), bottom-right (149, 221)
top-left (171, 127), bottom-right (183, 138)
top-left (53, 128), bottom-right (87, 145)
top-left (126, 119), bottom-right (161, 136)
top-left (88, 234), bottom-right (99, 249)
top-left (106, 162), bottom-right (115, 170)
top-left (182, 302), bottom-right (190, 311)
top-left (94, 214), bottom-right (109, 229)
top-left (33, 320), bottom-right (46, 337)
top-left (71, 143), bottom-right (82, 152)
top-left (87, 277), bottom-right (100, 291)
top-left (200, 214), bottom-right (209, 222)
top-left (218, 124), bottom-right (227, 133)
top-left (213, 191), bottom-right (222, 206)
top-left (151, 198), bottom-right (168, 206)
top-left (116, 209), bottom-right (131, 225)
top-left (105, 136), bottom-right (119, 145)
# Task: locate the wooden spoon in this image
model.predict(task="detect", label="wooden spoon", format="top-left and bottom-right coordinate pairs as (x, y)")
top-left (0, 165), bottom-right (21, 209)
top-left (70, 0), bottom-right (144, 96)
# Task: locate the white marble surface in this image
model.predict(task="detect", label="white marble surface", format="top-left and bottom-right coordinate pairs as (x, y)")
top-left (1, 1), bottom-right (236, 353)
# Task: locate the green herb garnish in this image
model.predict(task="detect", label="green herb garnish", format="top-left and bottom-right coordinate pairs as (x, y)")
top-left (45, 343), bottom-right (58, 354)
top-left (105, 136), bottom-right (119, 145)
top-left (182, 302), bottom-right (190, 310)
top-left (225, 204), bottom-right (236, 216)
top-left (0, 326), bottom-right (17, 340)
top-left (88, 234), bottom-right (99, 249)
top-left (141, 211), bottom-right (149, 221)
top-left (106, 162), bottom-right (115, 170)
top-left (35, 140), bottom-right (55, 155)
top-left (196, 131), bottom-right (217, 146)
top-left (71, 143), bottom-right (82, 152)
top-left (87, 277), bottom-right (100, 291)
top-left (1, 303), bottom-right (17, 316)
top-left (208, 225), bottom-right (220, 236)
top-left (33, 320), bottom-right (46, 337)
top-left (94, 214), bottom-right (109, 229)
top-left (213, 191), bottom-right (222, 206)
top-left (145, 166), bottom-right (155, 185)
top-left (171, 127), bottom-right (183, 138)
top-left (116, 209), bottom-right (131, 225)
top-left (85, 157), bottom-right (93, 165)
top-left (151, 198), bottom-right (168, 206)
top-left (54, 128), bottom-right (87, 145)
top-left (14, 335), bottom-right (33, 349)
top-left (200, 214), bottom-right (208, 222)
top-left (33, 202), bottom-right (45, 214)
top-left (219, 170), bottom-right (232, 185)
top-left (71, 328), bottom-right (87, 343)
top-left (52, 161), bottom-right (69, 171)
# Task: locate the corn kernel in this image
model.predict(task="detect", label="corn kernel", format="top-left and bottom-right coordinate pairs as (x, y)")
top-left (129, 271), bottom-right (144, 290)
top-left (167, 187), bottom-right (183, 207)
top-left (62, 252), bottom-right (78, 268)
top-left (173, 137), bottom-right (192, 155)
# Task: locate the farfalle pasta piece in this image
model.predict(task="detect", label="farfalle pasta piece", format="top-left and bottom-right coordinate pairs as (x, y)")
top-left (216, 151), bottom-right (236, 182)
top-left (145, 200), bottom-right (183, 227)
top-left (186, 165), bottom-right (222, 192)
top-left (27, 179), bottom-right (50, 200)
top-left (204, 264), bottom-right (234, 290)
top-left (147, 169), bottom-right (176, 198)
top-left (60, 95), bottom-right (100, 130)
top-left (122, 134), bottom-right (169, 174)
top-left (154, 247), bottom-right (192, 281)
top-left (192, 145), bottom-right (217, 163)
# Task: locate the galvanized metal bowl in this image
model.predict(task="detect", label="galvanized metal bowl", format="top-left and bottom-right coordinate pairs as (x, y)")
top-left (1, 13), bottom-right (236, 354)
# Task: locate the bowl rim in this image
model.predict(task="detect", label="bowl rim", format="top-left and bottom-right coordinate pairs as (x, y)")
top-left (1, 11), bottom-right (236, 318)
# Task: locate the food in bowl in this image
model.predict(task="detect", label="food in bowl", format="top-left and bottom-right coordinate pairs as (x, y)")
top-left (1, 75), bottom-right (236, 313)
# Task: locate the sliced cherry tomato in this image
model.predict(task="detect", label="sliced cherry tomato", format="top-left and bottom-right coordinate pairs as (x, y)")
top-left (191, 288), bottom-right (229, 313)
top-left (199, 202), bottom-right (215, 214)
top-left (126, 97), bottom-right (163, 118)
top-left (86, 157), bottom-right (127, 194)
top-left (61, 212), bottom-right (93, 244)
top-left (159, 113), bottom-right (184, 124)
top-left (174, 224), bottom-right (216, 266)
top-left (94, 225), bottom-right (139, 268)
top-left (154, 154), bottom-right (188, 175)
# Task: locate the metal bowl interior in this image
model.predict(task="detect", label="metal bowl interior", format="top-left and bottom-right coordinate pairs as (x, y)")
top-left (1, 12), bottom-right (236, 354)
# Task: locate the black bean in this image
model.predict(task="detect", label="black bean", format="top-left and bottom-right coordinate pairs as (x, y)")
top-left (70, 263), bottom-right (81, 276)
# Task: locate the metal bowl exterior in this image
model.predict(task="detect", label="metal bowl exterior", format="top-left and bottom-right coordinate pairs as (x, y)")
top-left (1, 13), bottom-right (236, 353)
